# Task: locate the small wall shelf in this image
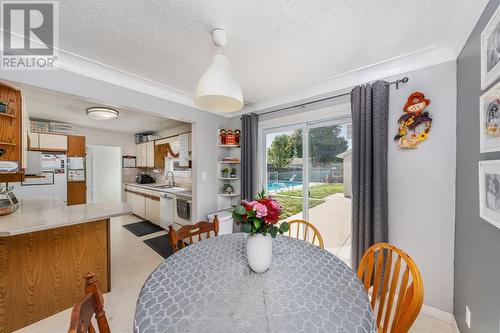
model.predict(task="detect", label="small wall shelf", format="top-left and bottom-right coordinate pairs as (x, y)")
top-left (217, 129), bottom-right (242, 210)
top-left (0, 142), bottom-right (15, 146)
top-left (0, 113), bottom-right (16, 119)
top-left (218, 161), bottom-right (240, 164)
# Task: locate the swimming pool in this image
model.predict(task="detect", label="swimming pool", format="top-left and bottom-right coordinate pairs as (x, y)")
top-left (267, 181), bottom-right (303, 192)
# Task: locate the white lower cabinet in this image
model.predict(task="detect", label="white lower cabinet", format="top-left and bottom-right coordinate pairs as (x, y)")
top-left (135, 188), bottom-right (146, 218)
top-left (146, 191), bottom-right (161, 225)
top-left (125, 185), bottom-right (161, 225)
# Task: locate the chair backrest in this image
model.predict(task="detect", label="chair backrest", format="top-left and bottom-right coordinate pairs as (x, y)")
top-left (168, 216), bottom-right (219, 252)
top-left (357, 243), bottom-right (424, 333)
top-left (68, 272), bottom-right (111, 333)
top-left (287, 219), bottom-right (324, 249)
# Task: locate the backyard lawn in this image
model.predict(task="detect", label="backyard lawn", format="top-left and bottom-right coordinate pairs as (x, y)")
top-left (273, 183), bottom-right (345, 219)
top-left (273, 196), bottom-right (325, 219)
top-left (279, 183), bottom-right (344, 199)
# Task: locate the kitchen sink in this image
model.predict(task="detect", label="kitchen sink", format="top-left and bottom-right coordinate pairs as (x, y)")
top-left (153, 185), bottom-right (174, 189)
top-left (151, 185), bottom-right (185, 191)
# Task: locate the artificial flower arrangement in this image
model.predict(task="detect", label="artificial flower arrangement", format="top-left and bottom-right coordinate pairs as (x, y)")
top-left (233, 190), bottom-right (289, 237)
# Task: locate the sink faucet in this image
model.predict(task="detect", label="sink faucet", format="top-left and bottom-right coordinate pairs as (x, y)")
top-left (166, 171), bottom-right (176, 187)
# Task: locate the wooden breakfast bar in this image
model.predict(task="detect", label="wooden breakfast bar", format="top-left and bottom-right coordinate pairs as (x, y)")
top-left (0, 197), bottom-right (131, 333)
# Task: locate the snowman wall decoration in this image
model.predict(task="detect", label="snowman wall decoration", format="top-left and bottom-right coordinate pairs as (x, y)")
top-left (394, 92), bottom-right (433, 149)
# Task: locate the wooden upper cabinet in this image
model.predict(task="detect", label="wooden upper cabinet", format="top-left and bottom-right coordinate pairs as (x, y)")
top-left (67, 135), bottom-right (85, 156)
top-left (0, 82), bottom-right (24, 182)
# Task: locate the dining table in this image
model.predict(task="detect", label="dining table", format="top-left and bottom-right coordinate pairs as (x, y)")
top-left (134, 233), bottom-right (377, 333)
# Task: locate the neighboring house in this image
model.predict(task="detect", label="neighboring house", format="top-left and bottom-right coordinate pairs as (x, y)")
top-left (336, 149), bottom-right (352, 198)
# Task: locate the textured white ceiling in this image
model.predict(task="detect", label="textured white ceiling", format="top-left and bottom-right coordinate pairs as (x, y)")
top-left (57, 0), bottom-right (485, 106)
top-left (17, 84), bottom-right (186, 134)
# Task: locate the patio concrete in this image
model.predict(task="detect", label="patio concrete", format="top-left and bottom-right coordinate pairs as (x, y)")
top-left (285, 193), bottom-right (351, 266)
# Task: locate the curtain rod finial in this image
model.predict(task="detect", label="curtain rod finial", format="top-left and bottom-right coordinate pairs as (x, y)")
top-left (395, 77), bottom-right (409, 89)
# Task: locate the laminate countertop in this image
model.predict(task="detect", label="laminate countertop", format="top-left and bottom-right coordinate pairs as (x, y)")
top-left (125, 183), bottom-right (192, 198)
top-left (0, 197), bottom-right (132, 237)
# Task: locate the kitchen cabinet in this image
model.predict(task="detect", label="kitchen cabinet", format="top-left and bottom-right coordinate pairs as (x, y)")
top-left (135, 144), bottom-right (142, 167)
top-left (135, 188), bottom-right (147, 218)
top-left (66, 135), bottom-right (86, 206)
top-left (136, 143), bottom-right (144, 167)
top-left (125, 187), bottom-right (132, 209)
top-left (146, 141), bottom-right (154, 168)
top-left (27, 131), bottom-right (39, 150)
top-left (29, 132), bottom-right (67, 151)
top-left (141, 143), bottom-right (147, 166)
top-left (39, 133), bottom-right (67, 150)
top-left (125, 185), bottom-right (163, 227)
top-left (136, 141), bottom-right (155, 168)
top-left (145, 190), bottom-right (161, 225)
top-left (0, 83), bottom-right (24, 182)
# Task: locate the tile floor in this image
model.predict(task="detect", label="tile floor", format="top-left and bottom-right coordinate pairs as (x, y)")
top-left (16, 214), bottom-right (454, 333)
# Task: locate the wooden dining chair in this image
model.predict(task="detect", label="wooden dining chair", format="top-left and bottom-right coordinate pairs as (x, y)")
top-left (287, 219), bottom-right (325, 249)
top-left (357, 243), bottom-right (424, 333)
top-left (168, 215), bottom-right (219, 252)
top-left (68, 272), bottom-right (111, 333)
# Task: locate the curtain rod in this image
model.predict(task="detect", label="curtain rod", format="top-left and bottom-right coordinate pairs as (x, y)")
top-left (256, 77), bottom-right (409, 117)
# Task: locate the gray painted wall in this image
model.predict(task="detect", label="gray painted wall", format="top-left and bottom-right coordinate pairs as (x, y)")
top-left (455, 1), bottom-right (500, 332)
top-left (385, 62), bottom-right (457, 313)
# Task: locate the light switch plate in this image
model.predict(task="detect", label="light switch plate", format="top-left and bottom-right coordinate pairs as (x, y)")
top-left (202, 172), bottom-right (207, 180)
top-left (466, 305), bottom-right (471, 328)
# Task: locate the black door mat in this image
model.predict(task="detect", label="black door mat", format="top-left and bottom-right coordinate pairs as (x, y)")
top-left (143, 234), bottom-right (175, 259)
top-left (123, 220), bottom-right (164, 237)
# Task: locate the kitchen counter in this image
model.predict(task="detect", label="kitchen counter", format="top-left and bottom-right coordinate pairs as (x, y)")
top-left (0, 197), bottom-right (131, 332)
top-left (125, 183), bottom-right (192, 197)
top-left (0, 196), bottom-right (131, 236)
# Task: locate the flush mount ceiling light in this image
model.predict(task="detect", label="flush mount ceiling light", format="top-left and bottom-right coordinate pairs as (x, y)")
top-left (194, 28), bottom-right (243, 113)
top-left (86, 107), bottom-right (119, 120)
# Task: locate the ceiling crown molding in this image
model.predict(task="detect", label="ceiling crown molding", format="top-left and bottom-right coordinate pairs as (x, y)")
top-left (238, 45), bottom-right (456, 116)
top-left (57, 49), bottom-right (196, 108)
top-left (0, 28), bottom-right (198, 109)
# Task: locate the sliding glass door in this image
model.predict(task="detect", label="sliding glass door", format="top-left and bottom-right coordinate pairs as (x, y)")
top-left (264, 125), bottom-right (304, 220)
top-left (263, 117), bottom-right (352, 265)
top-left (307, 119), bottom-right (352, 265)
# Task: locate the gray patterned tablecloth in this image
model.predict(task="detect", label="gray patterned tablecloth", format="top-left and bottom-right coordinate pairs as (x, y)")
top-left (134, 233), bottom-right (376, 333)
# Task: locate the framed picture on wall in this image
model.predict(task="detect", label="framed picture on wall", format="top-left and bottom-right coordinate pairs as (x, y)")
top-left (480, 81), bottom-right (500, 152)
top-left (479, 160), bottom-right (500, 230)
top-left (481, 5), bottom-right (500, 89)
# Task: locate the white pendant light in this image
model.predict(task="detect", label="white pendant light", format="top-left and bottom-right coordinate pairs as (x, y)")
top-left (86, 107), bottom-right (119, 120)
top-left (194, 29), bottom-right (243, 112)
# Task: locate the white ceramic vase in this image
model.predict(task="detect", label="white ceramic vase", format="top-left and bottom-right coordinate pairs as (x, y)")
top-left (246, 233), bottom-right (272, 273)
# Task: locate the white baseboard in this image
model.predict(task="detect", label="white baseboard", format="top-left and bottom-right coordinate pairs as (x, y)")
top-left (421, 304), bottom-right (455, 324)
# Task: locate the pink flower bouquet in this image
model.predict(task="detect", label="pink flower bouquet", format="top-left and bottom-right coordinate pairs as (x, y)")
top-left (233, 190), bottom-right (289, 237)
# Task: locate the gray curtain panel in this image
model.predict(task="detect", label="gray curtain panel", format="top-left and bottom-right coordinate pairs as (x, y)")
top-left (350, 80), bottom-right (389, 270)
top-left (241, 113), bottom-right (258, 201)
